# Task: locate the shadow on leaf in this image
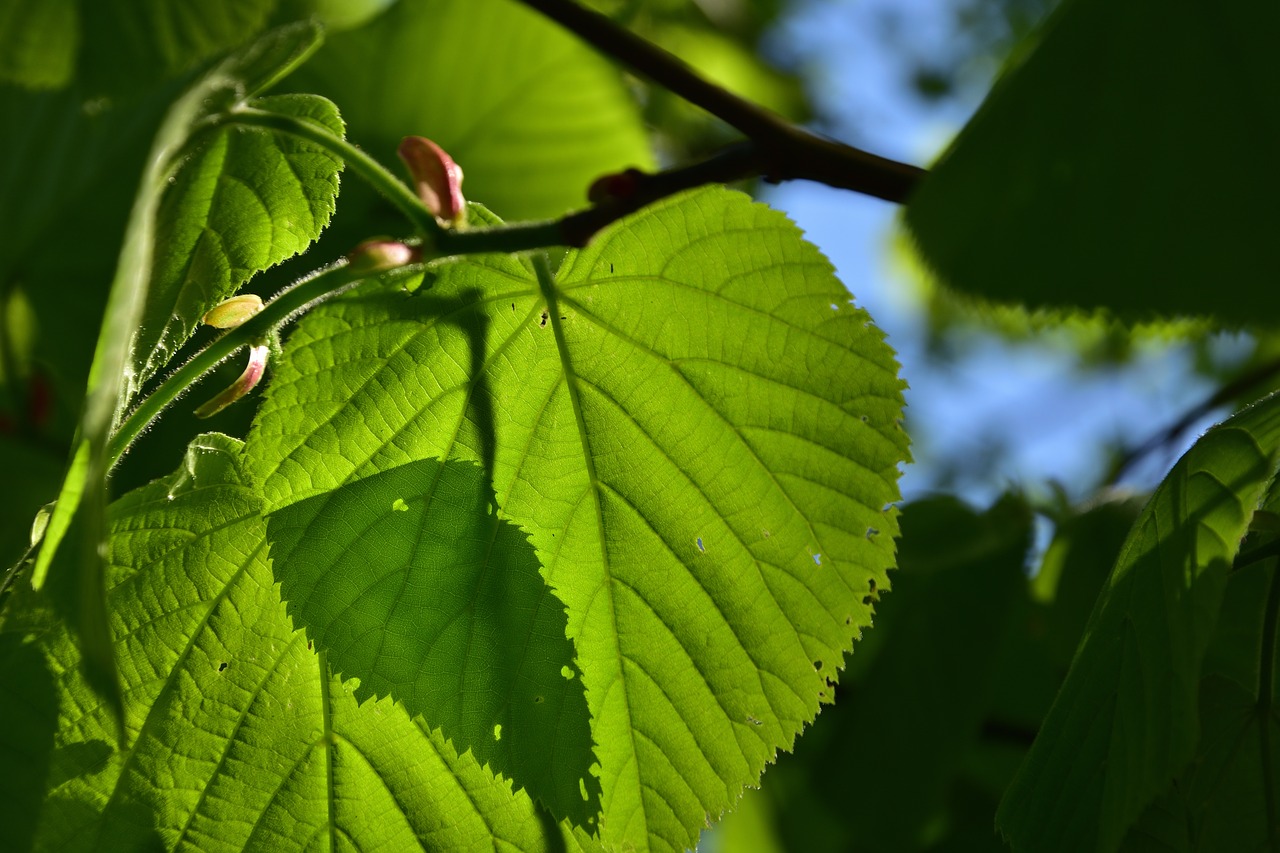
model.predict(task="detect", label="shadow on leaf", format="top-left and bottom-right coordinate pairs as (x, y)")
top-left (264, 457), bottom-right (600, 827)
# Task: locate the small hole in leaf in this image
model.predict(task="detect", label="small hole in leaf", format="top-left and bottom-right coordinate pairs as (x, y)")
top-left (539, 310), bottom-right (549, 328)
top-left (218, 662), bottom-right (228, 672)
top-left (392, 498), bottom-right (409, 512)
top-left (609, 263), bottom-right (614, 273)
top-left (812, 553), bottom-right (822, 565)
top-left (860, 415), bottom-right (869, 423)
top-left (830, 303), bottom-right (839, 311)
top-left (561, 665), bottom-right (574, 679)
top-left (579, 778), bottom-right (590, 801)
top-left (862, 595), bottom-right (873, 606)
top-left (696, 537), bottom-right (705, 552)
top-left (533, 695), bottom-right (544, 704)
top-left (866, 527), bottom-right (879, 540)
top-left (493, 724), bottom-right (502, 741)
top-left (868, 579), bottom-right (876, 593)
top-left (307, 640), bottom-right (313, 651)
top-left (746, 714), bottom-right (761, 726)
top-left (814, 660), bottom-right (823, 671)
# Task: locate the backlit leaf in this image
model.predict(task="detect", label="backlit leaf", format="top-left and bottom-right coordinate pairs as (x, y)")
top-left (0, 434), bottom-right (593, 852)
top-left (247, 187), bottom-right (908, 850)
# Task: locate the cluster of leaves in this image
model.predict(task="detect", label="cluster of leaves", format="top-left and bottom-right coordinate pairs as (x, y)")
top-left (1, 1), bottom-right (1277, 852)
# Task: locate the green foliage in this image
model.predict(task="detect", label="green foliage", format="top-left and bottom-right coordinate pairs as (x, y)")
top-left (717, 495), bottom-right (1037, 853)
top-left (0, 435), bottom-right (587, 851)
top-left (138, 92), bottom-right (343, 388)
top-left (999, 394), bottom-right (1280, 852)
top-left (246, 188), bottom-right (905, 850)
top-left (905, 0), bottom-right (1280, 325)
top-left (288, 0), bottom-right (654, 221)
top-left (1, 0), bottom-right (1278, 851)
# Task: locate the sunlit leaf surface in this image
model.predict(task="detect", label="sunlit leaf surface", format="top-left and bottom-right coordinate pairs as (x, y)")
top-left (0, 435), bottom-right (591, 852)
top-left (248, 187), bottom-right (908, 850)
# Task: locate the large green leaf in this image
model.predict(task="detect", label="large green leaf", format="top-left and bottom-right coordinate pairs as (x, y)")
top-left (0, 434), bottom-right (591, 852)
top-left (136, 92), bottom-right (344, 389)
top-left (246, 187), bottom-right (908, 850)
top-left (904, 0), bottom-right (1280, 325)
top-left (998, 392), bottom-right (1280, 852)
top-left (288, 0), bottom-right (654, 221)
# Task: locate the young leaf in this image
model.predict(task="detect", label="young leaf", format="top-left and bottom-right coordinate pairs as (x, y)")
top-left (136, 92), bottom-right (344, 389)
top-left (288, 0), bottom-right (654, 221)
top-left (0, 434), bottom-right (594, 852)
top-left (247, 187), bottom-right (908, 851)
top-left (997, 392), bottom-right (1280, 852)
top-left (904, 0), bottom-right (1280, 325)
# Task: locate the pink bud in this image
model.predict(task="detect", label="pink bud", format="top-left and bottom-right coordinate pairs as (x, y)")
top-left (194, 344), bottom-right (270, 418)
top-left (397, 136), bottom-right (466, 228)
top-left (347, 239), bottom-right (420, 274)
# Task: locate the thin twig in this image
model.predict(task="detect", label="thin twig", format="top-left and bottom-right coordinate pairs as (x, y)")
top-left (512, 0), bottom-right (925, 204)
top-left (1108, 355), bottom-right (1280, 485)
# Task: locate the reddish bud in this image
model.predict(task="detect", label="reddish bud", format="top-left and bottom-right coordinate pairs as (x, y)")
top-left (587, 168), bottom-right (645, 204)
top-left (194, 344), bottom-right (270, 418)
top-left (397, 136), bottom-right (466, 228)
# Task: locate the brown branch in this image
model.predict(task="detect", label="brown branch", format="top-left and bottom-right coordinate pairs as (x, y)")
top-left (512, 0), bottom-right (925, 205)
top-left (436, 142), bottom-right (762, 252)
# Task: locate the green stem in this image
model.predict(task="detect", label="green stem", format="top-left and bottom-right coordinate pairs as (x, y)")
top-left (1259, 559), bottom-right (1280, 853)
top-left (107, 261), bottom-right (423, 470)
top-left (220, 107), bottom-right (444, 240)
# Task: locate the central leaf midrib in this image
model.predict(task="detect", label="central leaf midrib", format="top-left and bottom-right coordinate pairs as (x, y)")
top-left (532, 253), bottom-right (648, 843)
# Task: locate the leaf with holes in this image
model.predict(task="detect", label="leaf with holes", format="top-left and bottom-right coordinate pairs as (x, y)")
top-left (0, 434), bottom-right (596, 852)
top-left (246, 187), bottom-right (908, 849)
